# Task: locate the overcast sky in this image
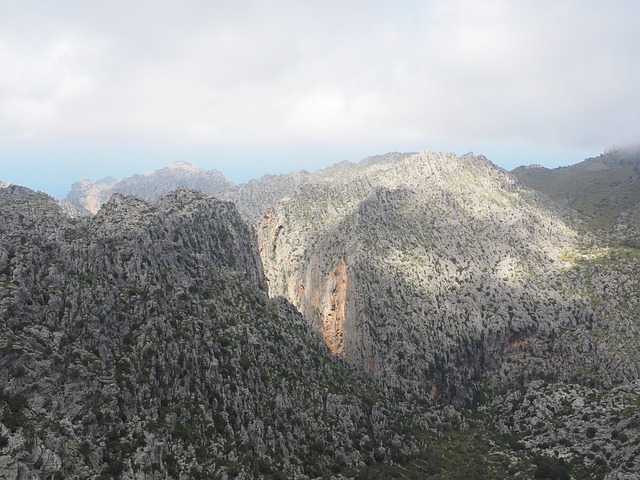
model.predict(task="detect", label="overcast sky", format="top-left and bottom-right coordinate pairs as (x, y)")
top-left (1, 0), bottom-right (638, 197)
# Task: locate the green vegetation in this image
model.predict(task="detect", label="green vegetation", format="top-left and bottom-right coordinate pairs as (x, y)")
top-left (513, 148), bottom-right (640, 234)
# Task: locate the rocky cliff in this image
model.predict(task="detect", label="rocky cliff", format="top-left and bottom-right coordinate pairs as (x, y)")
top-left (0, 186), bottom-right (438, 478)
top-left (258, 151), bottom-right (640, 404)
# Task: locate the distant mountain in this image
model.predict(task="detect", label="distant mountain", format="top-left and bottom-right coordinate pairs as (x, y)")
top-left (64, 161), bottom-right (234, 215)
top-left (512, 146), bottom-right (640, 238)
top-left (61, 160), bottom-right (309, 225)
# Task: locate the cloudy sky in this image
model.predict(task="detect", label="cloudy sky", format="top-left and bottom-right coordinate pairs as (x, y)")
top-left (1, 0), bottom-right (638, 197)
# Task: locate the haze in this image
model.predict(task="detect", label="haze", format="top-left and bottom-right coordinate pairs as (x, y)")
top-left (1, 0), bottom-right (638, 197)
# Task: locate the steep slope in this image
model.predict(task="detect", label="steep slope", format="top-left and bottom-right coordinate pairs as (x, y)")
top-left (258, 151), bottom-right (640, 403)
top-left (512, 146), bottom-right (640, 237)
top-left (0, 186), bottom-right (433, 478)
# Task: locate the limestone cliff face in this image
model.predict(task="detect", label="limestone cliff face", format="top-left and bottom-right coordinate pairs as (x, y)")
top-left (322, 259), bottom-right (348, 356)
top-left (258, 151), bottom-right (640, 402)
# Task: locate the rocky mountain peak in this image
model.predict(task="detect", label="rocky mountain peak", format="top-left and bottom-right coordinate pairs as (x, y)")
top-left (64, 161), bottom-right (235, 216)
top-left (0, 185), bottom-right (66, 235)
top-left (164, 160), bottom-right (202, 172)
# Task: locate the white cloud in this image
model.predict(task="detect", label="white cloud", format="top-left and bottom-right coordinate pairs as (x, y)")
top-left (0, 0), bottom-right (637, 153)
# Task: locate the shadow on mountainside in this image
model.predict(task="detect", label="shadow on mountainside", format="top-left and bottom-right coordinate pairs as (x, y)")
top-left (286, 184), bottom-right (638, 404)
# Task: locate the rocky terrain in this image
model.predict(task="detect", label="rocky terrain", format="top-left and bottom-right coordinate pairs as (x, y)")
top-left (486, 380), bottom-right (640, 479)
top-left (2, 148), bottom-right (640, 479)
top-left (0, 186), bottom-right (441, 478)
top-left (258, 151), bottom-right (640, 404)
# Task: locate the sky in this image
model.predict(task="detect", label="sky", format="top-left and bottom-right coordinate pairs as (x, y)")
top-left (0, 0), bottom-right (638, 198)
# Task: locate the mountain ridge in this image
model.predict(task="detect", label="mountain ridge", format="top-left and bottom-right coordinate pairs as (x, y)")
top-left (259, 151), bottom-right (621, 402)
top-left (2, 148), bottom-right (640, 478)
top-left (512, 146), bottom-right (640, 237)
top-left (0, 186), bottom-right (443, 478)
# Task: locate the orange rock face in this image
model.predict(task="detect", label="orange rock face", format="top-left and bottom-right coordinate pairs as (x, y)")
top-left (322, 259), bottom-right (348, 356)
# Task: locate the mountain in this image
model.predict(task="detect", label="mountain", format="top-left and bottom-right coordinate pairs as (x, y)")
top-left (227, 170), bottom-right (311, 224)
top-left (258, 151), bottom-right (640, 404)
top-left (0, 186), bottom-right (440, 478)
top-left (512, 146), bottom-right (640, 238)
top-left (3, 151), bottom-right (640, 478)
top-left (64, 161), bottom-right (235, 215)
top-left (62, 160), bottom-right (311, 225)
top-left (228, 153), bottom-right (415, 223)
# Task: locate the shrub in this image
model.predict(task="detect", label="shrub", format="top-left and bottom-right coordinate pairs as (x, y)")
top-left (533, 455), bottom-right (571, 480)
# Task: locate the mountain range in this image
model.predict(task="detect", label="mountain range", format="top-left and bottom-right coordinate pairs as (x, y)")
top-left (512, 146), bottom-right (640, 240)
top-left (1, 148), bottom-right (639, 479)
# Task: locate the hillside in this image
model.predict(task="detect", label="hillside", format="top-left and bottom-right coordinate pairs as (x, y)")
top-left (512, 146), bottom-right (640, 237)
top-left (258, 151), bottom-right (640, 404)
top-left (2, 151), bottom-right (640, 478)
top-left (0, 186), bottom-right (440, 478)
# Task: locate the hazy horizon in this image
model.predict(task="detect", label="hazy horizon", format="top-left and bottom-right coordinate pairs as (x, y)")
top-left (1, 1), bottom-right (637, 197)
top-left (0, 143), bottom-right (607, 199)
